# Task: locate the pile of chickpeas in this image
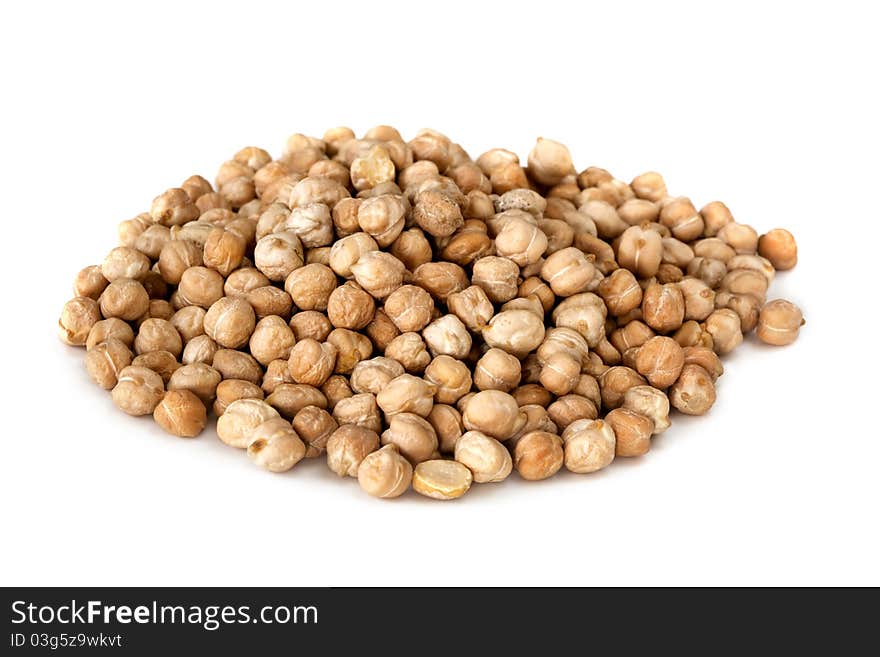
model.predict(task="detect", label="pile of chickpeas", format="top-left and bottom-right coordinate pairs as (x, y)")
top-left (58, 128), bottom-right (804, 500)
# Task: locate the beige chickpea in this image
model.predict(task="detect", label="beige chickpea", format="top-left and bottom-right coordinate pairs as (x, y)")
top-left (508, 404), bottom-right (558, 446)
top-left (282, 264), bottom-right (336, 313)
top-left (721, 269), bottom-right (768, 303)
top-left (167, 362), bottom-right (222, 405)
top-left (539, 247), bottom-right (596, 297)
top-left (641, 282), bottom-right (685, 333)
top-left (86, 318), bottom-right (134, 351)
top-left (383, 334), bottom-right (429, 375)
top-left (59, 296), bottom-right (101, 346)
top-left (493, 216), bottom-right (548, 267)
top-left (326, 424), bottom-right (380, 477)
top-left (451, 430), bottom-right (510, 483)
top-left (687, 257), bottom-right (727, 289)
top-left (462, 390), bottom-right (525, 441)
top-left (471, 256), bottom-right (519, 303)
top-left (413, 460), bottom-right (473, 500)
top-left (117, 213), bottom-right (151, 248)
top-left (217, 398), bottom-right (280, 448)
top-left (131, 351), bottom-right (180, 384)
top-left (277, 202), bottom-right (333, 248)
top-left (213, 349), bottom-right (263, 385)
top-left (177, 267), bottom-right (224, 309)
top-left (357, 194), bottom-right (406, 246)
top-left (255, 203), bottom-right (291, 241)
top-left (213, 379), bottom-right (264, 416)
top-left (245, 286), bottom-right (292, 320)
top-left (202, 227), bottom-right (245, 277)
top-left (551, 293), bottom-right (606, 347)
top-left (145, 299), bottom-right (174, 322)
top-left (381, 412), bottom-right (439, 464)
top-left (537, 352), bottom-right (579, 396)
top-left (254, 231), bottom-right (304, 281)
top-left (332, 392), bottom-right (382, 432)
top-left (422, 314), bottom-right (472, 359)
top-left (440, 221), bottom-right (493, 266)
top-left (699, 201), bottom-right (733, 237)
top-left (756, 299), bottom-right (804, 346)
top-left (622, 386), bottom-right (671, 434)
top-left (473, 348), bottom-right (522, 393)
top-left (693, 238), bottom-right (736, 264)
top-left (348, 251), bottom-right (405, 300)
top-left (157, 240), bottom-right (202, 285)
top-left (153, 389), bottom-right (207, 438)
top-left (597, 269), bottom-right (640, 317)
top-left (411, 262), bottom-right (469, 301)
top-left (134, 318), bottom-right (183, 358)
top-left (390, 228), bottom-right (433, 272)
top-left (73, 265), bottom-right (110, 300)
top-left (682, 346), bottom-right (724, 381)
top-left (203, 297), bottom-right (256, 349)
top-left (376, 374), bottom-right (437, 418)
top-left (482, 309), bottom-right (546, 358)
top-left (524, 137), bottom-right (571, 186)
top-left (428, 404), bottom-right (464, 454)
top-left (661, 237), bottom-right (695, 270)
top-left (513, 431), bottom-right (564, 481)
top-left (617, 225), bottom-right (662, 279)
top-left (383, 285), bottom-right (434, 333)
top-left (102, 246), bottom-right (150, 283)
top-left (350, 357), bottom-right (405, 396)
top-left (618, 198), bottom-right (659, 225)
top-left (98, 279), bottom-right (150, 322)
top-left (677, 277), bottom-right (716, 321)
top-left (610, 320), bottom-right (654, 353)
top-left (364, 310), bottom-right (400, 351)
top-left (411, 189), bottom-right (464, 238)
top-left (424, 355), bottom-right (472, 404)
top-left (328, 232), bottom-right (378, 279)
top-left (319, 376), bottom-right (351, 413)
top-left (630, 172), bottom-right (667, 202)
top-left (181, 174), bottom-right (213, 201)
top-left (293, 405), bottom-right (338, 456)
top-left (758, 228), bottom-right (797, 270)
top-left (659, 197), bottom-right (704, 241)
top-left (246, 315), bottom-right (294, 366)
top-left (288, 310), bottom-right (331, 343)
top-left (326, 328), bottom-right (373, 374)
top-left (562, 419), bottom-right (616, 474)
top-left (151, 187), bottom-right (200, 226)
top-left (357, 444), bottom-right (413, 499)
top-left (669, 364), bottom-right (716, 415)
top-left (704, 308), bottom-right (743, 355)
top-left (519, 277), bottom-right (556, 314)
top-left (287, 176), bottom-right (349, 209)
top-left (446, 285), bottom-right (495, 332)
top-left (726, 255), bottom-right (775, 286)
top-left (327, 282), bottom-right (375, 330)
top-left (266, 383), bottom-right (327, 420)
top-left (718, 222), bottom-right (758, 254)
top-left (84, 339), bottom-right (133, 389)
top-left (634, 336), bottom-right (685, 388)
top-left (246, 418), bottom-right (306, 472)
top-left (599, 366), bottom-right (648, 410)
top-left (111, 365), bottom-right (165, 416)
top-left (547, 394), bottom-right (599, 430)
top-left (606, 408), bottom-right (653, 457)
top-left (511, 385), bottom-right (553, 408)
top-left (288, 339), bottom-right (337, 387)
top-left (714, 291), bottom-right (761, 333)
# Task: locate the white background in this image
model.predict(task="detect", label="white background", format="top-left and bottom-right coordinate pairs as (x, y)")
top-left (1, 1), bottom-right (877, 587)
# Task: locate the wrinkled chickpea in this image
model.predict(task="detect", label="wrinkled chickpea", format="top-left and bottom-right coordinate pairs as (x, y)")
top-left (247, 418), bottom-right (306, 472)
top-left (514, 431), bottom-right (564, 481)
top-left (669, 364), bottom-right (716, 415)
top-left (756, 299), bottom-right (804, 346)
top-left (154, 389), bottom-right (207, 438)
top-left (326, 424), bottom-right (380, 477)
top-left (112, 366), bottom-right (165, 416)
top-left (562, 419), bottom-right (616, 474)
top-left (358, 444), bottom-right (413, 499)
top-left (381, 412), bottom-right (438, 464)
top-left (606, 408), bottom-right (654, 457)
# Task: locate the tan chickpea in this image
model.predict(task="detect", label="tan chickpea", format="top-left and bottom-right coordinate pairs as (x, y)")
top-left (86, 318), bottom-right (134, 351)
top-left (450, 430), bottom-right (509, 484)
top-left (471, 256), bottom-right (519, 303)
top-left (153, 389), bottom-right (207, 438)
top-left (319, 375), bottom-right (352, 412)
top-left (145, 299), bottom-right (174, 322)
top-left (580, 199), bottom-right (628, 239)
top-left (376, 374), bottom-right (437, 418)
top-left (328, 232), bottom-right (378, 279)
top-left (422, 314), bottom-right (472, 359)
top-left (287, 339), bottom-right (337, 387)
top-left (682, 346), bottom-right (724, 381)
top-left (595, 269), bottom-right (639, 318)
top-left (289, 310), bottom-right (332, 343)
top-left (356, 444), bottom-right (413, 498)
top-left (631, 172), bottom-right (667, 202)
top-left (151, 187), bottom-right (199, 226)
top-left (410, 189), bottom-right (462, 238)
top-left (493, 216), bottom-right (548, 267)
top-left (327, 282), bottom-right (375, 330)
top-left (687, 257), bottom-right (727, 289)
top-left (131, 351), bottom-right (180, 384)
top-left (411, 262), bottom-right (469, 301)
top-left (704, 308), bottom-right (743, 355)
top-left (513, 431), bottom-right (564, 481)
top-left (511, 385), bottom-right (553, 408)
top-left (167, 362), bottom-right (222, 405)
top-left (600, 366), bottom-right (648, 410)
top-left (73, 265), bottom-right (110, 300)
top-left (245, 286), bottom-right (292, 320)
top-left (201, 227), bottom-right (245, 278)
top-left (472, 348), bottom-right (521, 393)
top-left (714, 291), bottom-right (761, 333)
top-left (445, 286), bottom-right (493, 333)
top-left (111, 365), bottom-right (165, 416)
top-left (562, 419), bottom-right (616, 474)
top-left (254, 231), bottom-right (304, 281)
top-left (482, 310), bottom-right (546, 358)
top-left (293, 405), bottom-right (338, 456)
top-left (177, 267), bottom-right (224, 309)
top-left (217, 399), bottom-right (280, 448)
top-left (669, 364), bottom-right (716, 415)
top-left (84, 339), bottom-right (133, 389)
top-left (213, 349), bottom-right (263, 385)
top-left (364, 310), bottom-right (400, 351)
top-left (605, 408), bottom-right (653, 457)
top-left (59, 297), bottom-right (101, 346)
top-left (349, 357), bottom-right (404, 396)
top-left (658, 197), bottom-right (704, 241)
top-left (213, 379), bottom-right (264, 416)
top-left (537, 247), bottom-right (594, 298)
top-left (131, 320), bottom-right (180, 360)
top-left (203, 297), bottom-right (256, 349)
top-left (536, 352), bottom-right (578, 396)
top-left (609, 320), bottom-right (654, 353)
top-left (633, 336), bottom-right (685, 388)
top-left (326, 424), bottom-right (380, 477)
top-left (677, 277), bottom-right (716, 322)
top-left (245, 417), bottom-right (306, 472)
top-left (622, 386), bottom-right (671, 434)
top-left (332, 392), bottom-right (382, 432)
top-left (382, 284), bottom-right (434, 334)
top-left (326, 328), bottom-right (373, 374)
top-left (282, 264), bottom-right (336, 312)
top-left (551, 293), bottom-right (606, 347)
top-left (617, 225), bottom-right (662, 279)
top-left (101, 246), bottom-right (150, 283)
top-left (757, 228), bottom-right (797, 270)
top-left (157, 240), bottom-right (202, 285)
top-left (427, 404), bottom-right (464, 454)
top-left (757, 299), bottom-right (804, 346)
top-left (357, 194), bottom-right (406, 246)
top-left (547, 394), bottom-right (599, 430)
top-left (721, 269), bottom-right (768, 303)
top-left (413, 460), bottom-right (472, 500)
top-left (381, 412), bottom-right (439, 464)
top-left (98, 279), bottom-right (149, 322)
top-left (718, 222), bottom-right (759, 254)
top-left (700, 201), bottom-right (733, 237)
top-left (641, 282), bottom-right (685, 333)
top-left (347, 251), bottom-right (405, 301)
top-left (424, 355), bottom-right (472, 404)
top-left (245, 315), bottom-right (294, 366)
top-left (461, 390), bottom-right (525, 441)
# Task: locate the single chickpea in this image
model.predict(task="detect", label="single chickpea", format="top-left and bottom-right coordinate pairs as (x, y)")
top-left (727, 255), bottom-right (775, 285)
top-left (326, 328), bottom-right (373, 374)
top-left (349, 251), bottom-right (405, 300)
top-left (177, 267), bottom-right (225, 309)
top-left (213, 349), bottom-right (263, 385)
top-left (287, 176), bottom-right (350, 210)
top-left (111, 365), bottom-right (165, 416)
top-left (616, 225), bottom-right (663, 279)
top-left (659, 197), bottom-right (704, 242)
top-left (446, 285), bottom-right (494, 332)
top-left (181, 174), bottom-right (213, 201)
top-left (580, 200), bottom-right (629, 239)
top-left (410, 189), bottom-right (463, 238)
top-left (714, 291), bottom-right (761, 333)
top-left (326, 424), bottom-right (380, 477)
top-left (630, 172), bottom-right (667, 202)
top-left (358, 444), bottom-right (413, 499)
top-left (451, 430), bottom-right (511, 484)
top-left (682, 346), bottom-right (724, 381)
top-left (717, 222), bottom-right (759, 255)
top-left (73, 265), bottom-right (110, 300)
top-left (376, 374), bottom-right (437, 418)
top-left (618, 198), bottom-right (660, 226)
top-left (157, 240), bottom-right (202, 285)
top-left (350, 144), bottom-right (397, 191)
top-left (462, 390), bottom-right (525, 441)
top-left (427, 404), bottom-right (464, 454)
top-left (357, 194), bottom-right (406, 246)
top-left (254, 231), bottom-right (304, 281)
top-left (482, 309), bottom-right (546, 358)
top-left (641, 282), bottom-right (685, 333)
top-left (99, 279), bottom-right (150, 322)
top-left (117, 213), bottom-right (152, 248)
top-left (758, 228), bottom-right (797, 270)
top-left (203, 297), bottom-right (256, 349)
top-left (59, 297), bottom-right (101, 346)
top-left (319, 376), bottom-right (351, 413)
top-left (217, 399), bottom-right (281, 448)
top-left (382, 284), bottom-right (434, 334)
top-left (245, 286), bottom-right (292, 320)
top-left (101, 246), bottom-right (150, 283)
top-left (259, 360), bottom-right (293, 395)
top-left (721, 269), bottom-right (768, 302)
top-left (389, 228), bottom-right (433, 272)
top-left (332, 392), bottom-right (382, 433)
top-left (381, 412), bottom-right (439, 464)
top-left (246, 418), bottom-right (306, 472)
top-left (153, 389), bottom-right (207, 438)
top-left (422, 314), bottom-right (472, 359)
top-left (86, 318), bottom-right (134, 351)
top-left (538, 352), bottom-right (581, 396)
top-left (600, 366), bottom-right (648, 410)
top-left (411, 262), bottom-right (469, 301)
top-left (213, 379), bottom-right (264, 416)
top-left (424, 355), bottom-right (472, 404)
top-left (167, 362), bottom-right (222, 405)
top-left (473, 348), bottom-right (522, 393)
top-left (471, 256), bottom-right (519, 303)
top-left (756, 299), bottom-right (804, 346)
top-left (150, 188), bottom-right (200, 226)
top-left (202, 227), bottom-right (246, 277)
top-left (266, 383), bottom-right (328, 421)
top-left (413, 459), bottom-right (473, 500)
top-left (704, 308), bottom-right (743, 355)
top-left (562, 419), bottom-right (616, 474)
top-left (327, 282), bottom-right (375, 330)
top-left (328, 232), bottom-right (378, 279)
top-left (634, 336), bottom-right (685, 388)
top-left (494, 217), bottom-right (548, 267)
top-left (288, 339), bottom-right (337, 387)
top-left (597, 269), bottom-right (641, 317)
top-left (539, 247), bottom-right (596, 297)
top-left (693, 238), bottom-right (736, 264)
top-left (131, 351), bottom-right (181, 384)
top-left (547, 394), bottom-right (599, 430)
top-left (249, 315), bottom-right (295, 366)
top-left (551, 293), bottom-right (607, 347)
top-left (677, 277), bottom-right (716, 322)
top-left (687, 257), bottom-right (727, 289)
top-left (145, 299), bottom-right (175, 322)
top-left (622, 386), bottom-right (671, 434)
top-left (513, 431), bottom-right (564, 481)
top-left (606, 408), bottom-right (654, 457)
top-left (699, 201), bottom-right (733, 237)
top-left (511, 384), bottom-right (554, 408)
top-left (84, 339), bottom-right (133, 389)
top-left (289, 310), bottom-right (332, 343)
top-left (410, 131), bottom-right (452, 170)
top-left (669, 364), bottom-right (716, 415)
top-left (293, 405), bottom-right (338, 456)
top-left (350, 357), bottom-right (406, 396)
top-left (609, 320), bottom-right (654, 353)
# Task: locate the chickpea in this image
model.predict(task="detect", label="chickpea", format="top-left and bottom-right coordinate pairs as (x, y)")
top-left (411, 262), bottom-right (469, 301)
top-left (326, 424), bottom-right (380, 477)
top-left (756, 299), bottom-right (804, 346)
top-left (327, 282), bottom-right (375, 330)
top-left (349, 357), bottom-right (404, 396)
top-left (288, 339), bottom-right (337, 387)
top-left (471, 256), bottom-right (519, 303)
top-left (247, 417), bottom-right (306, 472)
top-left (99, 279), bottom-right (150, 322)
top-left (717, 222), bottom-right (759, 255)
top-left (687, 257), bottom-right (727, 289)
top-left (700, 201), bottom-right (733, 237)
top-left (332, 392), bottom-right (382, 433)
top-left (715, 291), bottom-right (761, 333)
top-left (631, 172), bottom-right (667, 202)
top-left (203, 297), bottom-right (256, 349)
top-left (513, 431), bottom-right (564, 481)
top-left (202, 227), bottom-right (246, 277)
top-left (320, 375), bottom-right (352, 412)
top-left (73, 265), bottom-right (110, 300)
top-left (547, 394), bottom-right (599, 430)
top-left (473, 348), bottom-right (522, 393)
top-left (364, 309), bottom-right (400, 351)
top-left (678, 278), bottom-right (716, 322)
top-left (357, 444), bottom-right (413, 499)
top-left (245, 286), bottom-right (292, 321)
top-left (659, 197), bottom-right (704, 242)
top-left (494, 216), bottom-right (548, 267)
top-left (84, 339), bottom-right (133, 389)
top-left (482, 310), bottom-right (546, 358)
top-left (153, 389), bottom-right (207, 438)
top-left (422, 314), bottom-right (472, 359)
top-left (539, 247), bottom-right (596, 297)
top-left (551, 293), bottom-right (606, 347)
top-left (357, 194), bottom-right (406, 246)
top-left (622, 386), bottom-right (671, 434)
top-left (213, 379), bottom-right (264, 416)
top-left (617, 225), bottom-right (663, 279)
top-left (451, 430), bottom-right (510, 483)
top-left (704, 308), bottom-right (743, 355)
top-left (424, 355), bottom-right (472, 404)
top-left (254, 231), bottom-right (304, 281)
top-left (289, 310), bottom-right (332, 343)
top-left (462, 390), bottom-right (525, 441)
top-left (151, 187), bottom-right (200, 226)
top-left (213, 349), bottom-right (263, 385)
top-left (600, 366), bottom-right (648, 410)
top-left (606, 408), bottom-right (654, 457)
top-left (758, 229), bottom-right (797, 270)
top-left (177, 267), bottom-right (225, 309)
top-left (381, 412), bottom-right (438, 464)
top-left (641, 282), bottom-right (685, 333)
top-left (132, 351), bottom-right (180, 384)
top-left (293, 405), bottom-right (338, 456)
top-left (446, 285), bottom-right (494, 332)
top-left (427, 404), bottom-right (464, 454)
top-left (134, 318), bottom-right (183, 358)
top-left (86, 318), bottom-right (134, 352)
top-left (59, 297), bottom-right (101, 346)
top-left (669, 364), bottom-right (716, 415)
top-left (390, 228), bottom-right (433, 271)
top-left (326, 327), bottom-right (373, 374)
top-left (413, 459), bottom-right (473, 500)
top-left (217, 399), bottom-right (280, 448)
top-left (562, 419), bottom-right (616, 474)
top-left (384, 285), bottom-right (435, 333)
top-left (634, 336), bottom-right (685, 388)
top-left (375, 374), bottom-right (436, 419)
top-left (167, 362), bottom-right (222, 405)
top-left (511, 385), bottom-right (553, 408)
top-left (284, 263), bottom-right (337, 311)
top-left (112, 365), bottom-right (165, 416)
